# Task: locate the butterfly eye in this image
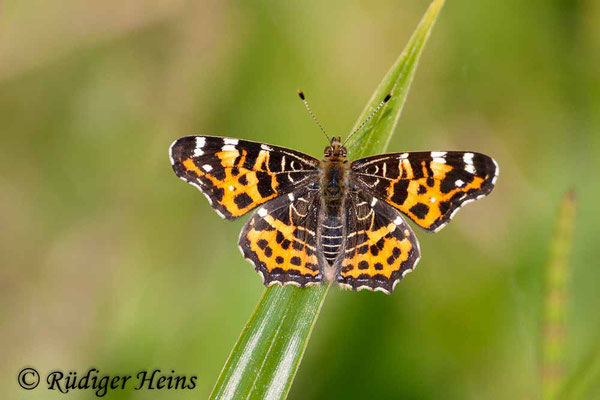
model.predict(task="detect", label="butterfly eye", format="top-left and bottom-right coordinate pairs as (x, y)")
top-left (324, 146), bottom-right (333, 157)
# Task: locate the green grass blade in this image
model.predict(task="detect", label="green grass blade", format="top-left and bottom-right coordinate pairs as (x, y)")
top-left (541, 190), bottom-right (577, 400)
top-left (347, 0), bottom-right (446, 158)
top-left (209, 1), bottom-right (445, 398)
top-left (210, 284), bottom-right (330, 400)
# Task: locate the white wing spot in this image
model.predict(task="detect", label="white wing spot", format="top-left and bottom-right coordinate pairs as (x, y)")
top-left (371, 198), bottom-right (378, 206)
top-left (455, 179), bottom-right (465, 187)
top-left (429, 197), bottom-right (437, 203)
top-left (463, 153), bottom-right (476, 173)
top-left (224, 138), bottom-right (239, 145)
top-left (393, 216), bottom-right (403, 225)
top-left (258, 208), bottom-right (267, 217)
top-left (400, 153), bottom-right (409, 159)
top-left (261, 144), bottom-right (273, 151)
top-left (463, 153), bottom-right (475, 174)
top-left (463, 152), bottom-right (474, 164)
top-left (432, 151), bottom-right (447, 164)
top-left (193, 137), bottom-right (206, 157)
top-left (202, 164), bottom-right (213, 172)
top-left (228, 185), bottom-right (235, 191)
top-left (288, 193), bottom-right (295, 201)
top-left (222, 144), bottom-right (236, 151)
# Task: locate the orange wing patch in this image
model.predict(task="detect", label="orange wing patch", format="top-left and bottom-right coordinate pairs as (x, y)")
top-left (337, 195), bottom-right (420, 293)
top-left (386, 159), bottom-right (486, 229)
top-left (181, 148), bottom-right (278, 218)
top-left (352, 151), bottom-right (498, 232)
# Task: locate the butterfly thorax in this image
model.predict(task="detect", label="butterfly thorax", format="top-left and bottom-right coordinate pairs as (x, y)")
top-left (320, 137), bottom-right (350, 207)
top-left (320, 159), bottom-right (349, 201)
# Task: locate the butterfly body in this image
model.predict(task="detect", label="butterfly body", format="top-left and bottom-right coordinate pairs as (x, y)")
top-left (170, 135), bottom-right (498, 294)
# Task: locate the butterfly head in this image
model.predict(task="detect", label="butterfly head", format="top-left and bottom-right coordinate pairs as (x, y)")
top-left (324, 136), bottom-right (347, 160)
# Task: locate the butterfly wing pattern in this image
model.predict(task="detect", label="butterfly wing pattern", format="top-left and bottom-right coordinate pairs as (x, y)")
top-left (338, 192), bottom-right (421, 293)
top-left (170, 135), bottom-right (498, 294)
top-left (170, 136), bottom-right (320, 219)
top-left (351, 151), bottom-right (498, 232)
top-left (238, 186), bottom-right (323, 287)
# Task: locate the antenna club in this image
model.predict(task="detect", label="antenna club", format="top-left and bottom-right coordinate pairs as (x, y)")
top-left (297, 89), bottom-right (331, 142)
top-left (342, 92), bottom-right (392, 146)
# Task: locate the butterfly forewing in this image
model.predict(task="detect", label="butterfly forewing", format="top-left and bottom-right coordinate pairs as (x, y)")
top-left (170, 136), bottom-right (320, 219)
top-left (238, 186), bottom-right (322, 287)
top-left (338, 193), bottom-right (420, 293)
top-left (351, 151), bottom-right (498, 232)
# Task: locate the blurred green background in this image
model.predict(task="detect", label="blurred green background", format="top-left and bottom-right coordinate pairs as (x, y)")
top-left (2, 0), bottom-right (599, 399)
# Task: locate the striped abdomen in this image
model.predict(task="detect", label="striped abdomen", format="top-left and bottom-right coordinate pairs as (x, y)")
top-left (321, 214), bottom-right (344, 265)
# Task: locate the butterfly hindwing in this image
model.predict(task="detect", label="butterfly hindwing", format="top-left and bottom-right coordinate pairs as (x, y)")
top-left (170, 136), bottom-right (320, 219)
top-left (238, 186), bottom-right (322, 287)
top-left (337, 193), bottom-right (421, 293)
top-left (351, 151), bottom-right (498, 232)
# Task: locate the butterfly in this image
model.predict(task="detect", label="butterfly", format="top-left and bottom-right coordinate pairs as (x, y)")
top-left (169, 92), bottom-right (498, 294)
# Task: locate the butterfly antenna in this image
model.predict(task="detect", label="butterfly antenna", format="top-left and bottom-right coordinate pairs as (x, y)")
top-left (298, 89), bottom-right (331, 142)
top-left (343, 93), bottom-right (392, 146)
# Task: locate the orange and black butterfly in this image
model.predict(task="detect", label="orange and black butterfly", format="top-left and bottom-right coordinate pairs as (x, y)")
top-left (169, 93), bottom-right (498, 294)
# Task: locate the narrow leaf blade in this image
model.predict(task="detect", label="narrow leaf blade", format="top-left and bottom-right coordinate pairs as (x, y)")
top-left (347, 0), bottom-right (446, 159)
top-left (210, 1), bottom-right (446, 398)
top-left (210, 285), bottom-right (329, 399)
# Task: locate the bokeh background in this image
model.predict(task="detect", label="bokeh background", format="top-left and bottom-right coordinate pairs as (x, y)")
top-left (2, 0), bottom-right (599, 399)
